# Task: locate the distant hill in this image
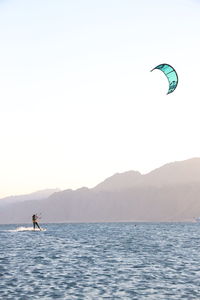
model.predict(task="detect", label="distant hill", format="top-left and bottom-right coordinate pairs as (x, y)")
top-left (1, 158), bottom-right (200, 224)
top-left (0, 189), bottom-right (60, 207)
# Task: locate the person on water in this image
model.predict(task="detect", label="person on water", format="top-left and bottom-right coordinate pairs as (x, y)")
top-left (32, 214), bottom-right (41, 230)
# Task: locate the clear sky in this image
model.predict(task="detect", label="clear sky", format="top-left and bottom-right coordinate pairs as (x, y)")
top-left (0, 0), bottom-right (200, 197)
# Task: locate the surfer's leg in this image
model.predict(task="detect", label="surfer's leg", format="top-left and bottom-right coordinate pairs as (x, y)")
top-left (33, 222), bottom-right (35, 230)
top-left (36, 222), bottom-right (41, 230)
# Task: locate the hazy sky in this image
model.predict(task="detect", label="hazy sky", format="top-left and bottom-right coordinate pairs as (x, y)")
top-left (0, 0), bottom-right (200, 197)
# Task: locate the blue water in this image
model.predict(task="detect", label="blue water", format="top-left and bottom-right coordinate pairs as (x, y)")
top-left (0, 222), bottom-right (200, 299)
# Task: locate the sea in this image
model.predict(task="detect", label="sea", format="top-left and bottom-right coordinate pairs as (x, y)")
top-left (0, 222), bottom-right (200, 300)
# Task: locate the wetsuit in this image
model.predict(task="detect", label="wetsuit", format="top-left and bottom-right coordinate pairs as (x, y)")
top-left (32, 214), bottom-right (41, 230)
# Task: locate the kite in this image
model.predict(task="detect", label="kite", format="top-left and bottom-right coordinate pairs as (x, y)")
top-left (151, 64), bottom-right (178, 94)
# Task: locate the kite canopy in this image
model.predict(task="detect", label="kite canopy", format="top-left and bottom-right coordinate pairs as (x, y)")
top-left (151, 64), bottom-right (178, 94)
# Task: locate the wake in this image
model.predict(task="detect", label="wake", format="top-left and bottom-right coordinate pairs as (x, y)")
top-left (8, 226), bottom-right (46, 232)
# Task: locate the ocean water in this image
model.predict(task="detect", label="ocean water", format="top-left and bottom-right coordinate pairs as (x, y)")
top-left (0, 223), bottom-right (200, 300)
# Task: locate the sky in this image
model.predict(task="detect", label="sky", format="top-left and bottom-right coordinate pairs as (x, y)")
top-left (0, 0), bottom-right (200, 197)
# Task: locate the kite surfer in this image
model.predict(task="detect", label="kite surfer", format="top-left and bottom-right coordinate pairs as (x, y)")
top-left (32, 214), bottom-right (41, 231)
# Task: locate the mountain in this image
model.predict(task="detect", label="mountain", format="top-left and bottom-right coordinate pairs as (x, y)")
top-left (0, 189), bottom-right (60, 207)
top-left (141, 158), bottom-right (200, 187)
top-left (94, 171), bottom-right (142, 191)
top-left (94, 158), bottom-right (200, 190)
top-left (1, 158), bottom-right (200, 224)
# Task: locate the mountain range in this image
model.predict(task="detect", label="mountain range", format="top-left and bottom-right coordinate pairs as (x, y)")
top-left (1, 158), bottom-right (200, 224)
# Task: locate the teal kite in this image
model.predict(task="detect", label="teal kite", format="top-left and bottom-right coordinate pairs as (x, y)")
top-left (151, 64), bottom-right (178, 95)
